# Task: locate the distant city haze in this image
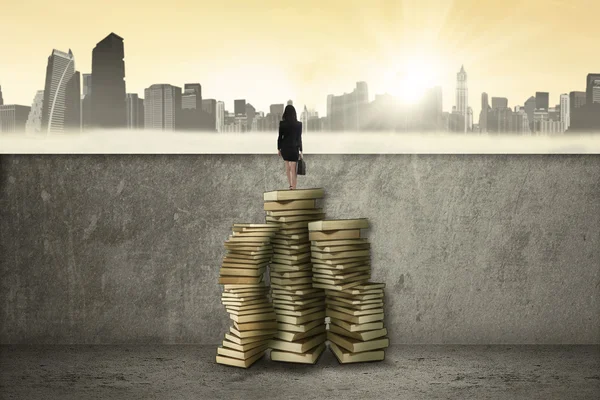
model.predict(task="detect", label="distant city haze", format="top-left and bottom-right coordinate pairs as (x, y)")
top-left (1, 0), bottom-right (599, 117)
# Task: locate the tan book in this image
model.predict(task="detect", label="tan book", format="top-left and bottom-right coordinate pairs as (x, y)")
top-left (313, 280), bottom-right (364, 292)
top-left (276, 311), bottom-right (325, 325)
top-left (269, 333), bottom-right (327, 354)
top-left (272, 238), bottom-right (310, 246)
top-left (230, 311), bottom-right (276, 324)
top-left (224, 287), bottom-right (269, 294)
top-left (274, 306), bottom-right (323, 317)
top-left (327, 331), bottom-right (389, 353)
top-left (309, 230), bottom-right (361, 241)
top-left (271, 291), bottom-right (325, 302)
top-left (329, 341), bottom-right (384, 364)
top-left (227, 236), bottom-right (271, 243)
top-left (223, 244), bottom-right (272, 251)
top-left (263, 199), bottom-right (316, 211)
top-left (311, 243), bottom-right (370, 252)
top-left (271, 283), bottom-right (313, 292)
top-left (219, 276), bottom-right (262, 285)
top-left (217, 343), bottom-right (269, 360)
top-left (224, 332), bottom-right (274, 345)
top-left (313, 273), bottom-right (370, 285)
top-left (277, 318), bottom-right (324, 333)
top-left (229, 326), bottom-right (277, 338)
top-left (271, 276), bottom-right (313, 286)
top-left (223, 254), bottom-right (271, 262)
top-left (222, 298), bottom-right (268, 307)
top-left (266, 214), bottom-right (325, 223)
top-left (272, 248), bottom-right (310, 256)
top-left (272, 287), bottom-right (324, 296)
top-left (275, 324), bottom-right (327, 342)
top-left (232, 226), bottom-right (279, 232)
top-left (232, 223), bottom-right (280, 228)
top-left (326, 299), bottom-right (383, 310)
top-left (313, 265), bottom-right (371, 276)
top-left (351, 283), bottom-right (386, 291)
top-left (311, 239), bottom-right (369, 247)
top-left (222, 338), bottom-right (271, 352)
top-left (272, 297), bottom-right (324, 307)
top-left (313, 260), bottom-right (371, 271)
top-left (219, 268), bottom-right (266, 277)
top-left (271, 252), bottom-right (311, 262)
top-left (312, 250), bottom-right (371, 260)
top-left (326, 296), bottom-right (382, 306)
top-left (274, 232), bottom-right (309, 239)
top-left (270, 258), bottom-right (311, 266)
top-left (272, 242), bottom-right (310, 250)
top-left (325, 290), bottom-right (383, 301)
top-left (328, 305), bottom-right (384, 317)
top-left (221, 262), bottom-right (269, 270)
top-left (270, 342), bottom-right (326, 364)
top-left (263, 188), bottom-right (324, 201)
top-left (226, 302), bottom-right (272, 312)
top-left (226, 249), bottom-right (273, 256)
top-left (270, 270), bottom-right (312, 279)
top-left (311, 256), bottom-right (370, 266)
top-left (226, 307), bottom-right (274, 316)
top-left (266, 209), bottom-right (323, 217)
top-left (328, 324), bottom-right (388, 342)
top-left (223, 282), bottom-right (266, 290)
top-left (233, 320), bottom-right (278, 332)
top-left (232, 231), bottom-right (277, 237)
top-left (328, 317), bottom-right (384, 332)
top-left (216, 351), bottom-right (266, 368)
top-left (326, 309), bottom-right (383, 324)
top-left (273, 301), bottom-right (325, 312)
top-left (308, 219), bottom-right (369, 232)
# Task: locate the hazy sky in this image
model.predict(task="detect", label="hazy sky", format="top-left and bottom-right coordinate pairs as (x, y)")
top-left (1, 0), bottom-right (598, 117)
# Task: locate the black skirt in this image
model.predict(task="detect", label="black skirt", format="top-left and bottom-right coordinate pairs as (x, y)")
top-left (281, 147), bottom-right (299, 162)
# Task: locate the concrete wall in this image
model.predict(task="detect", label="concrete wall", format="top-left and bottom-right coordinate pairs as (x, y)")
top-left (1, 154), bottom-right (598, 345)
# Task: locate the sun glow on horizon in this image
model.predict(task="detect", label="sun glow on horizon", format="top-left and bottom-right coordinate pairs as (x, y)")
top-left (386, 55), bottom-right (444, 104)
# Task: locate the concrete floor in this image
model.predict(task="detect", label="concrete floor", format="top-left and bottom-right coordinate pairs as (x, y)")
top-left (0, 345), bottom-right (598, 400)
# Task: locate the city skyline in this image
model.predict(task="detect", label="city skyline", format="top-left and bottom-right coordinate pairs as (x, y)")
top-left (1, 0), bottom-right (599, 117)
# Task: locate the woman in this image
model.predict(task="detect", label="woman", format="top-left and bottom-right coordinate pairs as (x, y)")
top-left (277, 105), bottom-right (303, 190)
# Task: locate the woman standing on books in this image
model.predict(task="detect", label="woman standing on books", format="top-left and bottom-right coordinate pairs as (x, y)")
top-left (277, 105), bottom-right (303, 190)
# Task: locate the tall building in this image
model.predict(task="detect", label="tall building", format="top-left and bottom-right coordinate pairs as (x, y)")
top-left (126, 93), bottom-right (144, 129)
top-left (524, 96), bottom-right (536, 131)
top-left (587, 73), bottom-right (600, 104)
top-left (182, 83), bottom-right (202, 109)
top-left (327, 81), bottom-right (369, 131)
top-left (216, 101), bottom-right (225, 132)
top-left (0, 105), bottom-right (31, 133)
top-left (245, 103), bottom-right (256, 132)
top-left (202, 99), bottom-right (217, 131)
top-left (144, 84), bottom-right (182, 131)
top-left (535, 92), bottom-right (549, 110)
top-left (81, 73), bottom-right (93, 131)
top-left (491, 97), bottom-right (508, 110)
top-left (91, 32), bottom-right (126, 129)
top-left (41, 49), bottom-right (80, 133)
top-left (479, 92), bottom-right (489, 133)
top-left (0, 85), bottom-right (3, 105)
top-left (560, 94), bottom-right (570, 131)
top-left (569, 91), bottom-right (586, 115)
top-left (234, 99), bottom-right (246, 116)
top-left (455, 65), bottom-right (468, 133)
top-left (26, 90), bottom-right (45, 133)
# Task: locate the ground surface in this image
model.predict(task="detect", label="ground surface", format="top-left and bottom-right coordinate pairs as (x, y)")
top-left (1, 345), bottom-right (598, 399)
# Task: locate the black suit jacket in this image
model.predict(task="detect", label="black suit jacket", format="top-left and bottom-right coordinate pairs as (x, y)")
top-left (277, 120), bottom-right (303, 152)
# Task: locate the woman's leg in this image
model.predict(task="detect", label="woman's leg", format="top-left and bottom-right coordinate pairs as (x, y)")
top-left (290, 161), bottom-right (297, 189)
top-left (285, 161), bottom-right (292, 188)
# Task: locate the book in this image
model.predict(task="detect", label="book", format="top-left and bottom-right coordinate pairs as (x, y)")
top-left (217, 343), bottom-right (270, 360)
top-left (263, 188), bottom-right (325, 202)
top-left (216, 351), bottom-right (266, 368)
top-left (269, 333), bottom-right (327, 354)
top-left (327, 331), bottom-right (389, 353)
top-left (308, 230), bottom-right (361, 241)
top-left (329, 342), bottom-right (385, 364)
top-left (308, 219), bottom-right (369, 231)
top-left (263, 199), bottom-right (316, 211)
top-left (270, 342), bottom-right (326, 364)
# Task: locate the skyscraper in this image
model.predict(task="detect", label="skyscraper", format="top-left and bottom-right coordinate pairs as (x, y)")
top-left (479, 92), bottom-right (489, 133)
top-left (560, 94), bottom-right (570, 131)
top-left (234, 99), bottom-right (246, 116)
top-left (41, 49), bottom-right (80, 133)
top-left (202, 99), bottom-right (217, 131)
top-left (182, 83), bottom-right (202, 109)
top-left (569, 91), bottom-right (586, 114)
top-left (91, 32), bottom-right (126, 129)
top-left (216, 101), bottom-right (225, 132)
top-left (0, 105), bottom-right (31, 133)
top-left (491, 97), bottom-right (508, 110)
top-left (26, 90), bottom-right (45, 133)
top-left (126, 93), bottom-right (144, 129)
top-left (81, 73), bottom-right (92, 131)
top-left (587, 73), bottom-right (600, 104)
top-left (535, 92), bottom-right (549, 110)
top-left (455, 65), bottom-right (468, 133)
top-left (0, 85), bottom-right (3, 105)
top-left (327, 82), bottom-right (369, 131)
top-left (524, 96), bottom-right (536, 131)
top-left (143, 84), bottom-right (182, 131)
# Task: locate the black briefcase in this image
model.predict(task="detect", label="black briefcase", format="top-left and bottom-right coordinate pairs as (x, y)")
top-left (297, 158), bottom-right (306, 175)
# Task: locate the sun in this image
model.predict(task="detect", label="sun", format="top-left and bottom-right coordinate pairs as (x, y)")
top-left (387, 56), bottom-right (442, 104)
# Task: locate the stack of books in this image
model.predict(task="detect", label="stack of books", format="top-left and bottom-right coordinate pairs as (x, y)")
top-left (308, 219), bottom-right (389, 363)
top-left (216, 223), bottom-right (280, 368)
top-left (263, 189), bottom-right (328, 364)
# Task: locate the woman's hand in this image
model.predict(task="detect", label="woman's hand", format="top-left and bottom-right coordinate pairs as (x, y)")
top-left (299, 151), bottom-right (303, 159)
top-left (278, 149), bottom-right (281, 157)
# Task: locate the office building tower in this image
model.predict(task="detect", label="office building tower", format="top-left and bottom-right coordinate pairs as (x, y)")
top-left (524, 96), bottom-right (536, 131)
top-left (234, 99), bottom-right (246, 116)
top-left (0, 85), bottom-right (3, 105)
top-left (245, 103), bottom-right (256, 132)
top-left (26, 90), bottom-right (45, 133)
top-left (455, 65), bottom-right (468, 133)
top-left (126, 93), bottom-right (144, 129)
top-left (182, 83), bottom-right (202, 109)
top-left (216, 101), bottom-right (225, 132)
top-left (569, 91), bottom-right (586, 116)
top-left (479, 93), bottom-right (489, 133)
top-left (91, 32), bottom-right (126, 129)
top-left (559, 94), bottom-right (570, 131)
top-left (41, 49), bottom-right (80, 133)
top-left (202, 99), bottom-right (218, 131)
top-left (328, 81), bottom-right (369, 131)
top-left (535, 92), bottom-right (549, 110)
top-left (81, 73), bottom-right (92, 131)
top-left (491, 97), bottom-right (508, 110)
top-left (0, 105), bottom-right (31, 133)
top-left (143, 84), bottom-right (182, 131)
top-left (587, 73), bottom-right (600, 104)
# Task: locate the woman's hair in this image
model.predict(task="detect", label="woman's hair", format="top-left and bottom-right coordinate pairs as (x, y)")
top-left (282, 105), bottom-right (298, 122)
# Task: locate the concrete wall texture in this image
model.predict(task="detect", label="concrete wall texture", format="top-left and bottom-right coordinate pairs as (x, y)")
top-left (0, 154), bottom-right (598, 345)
